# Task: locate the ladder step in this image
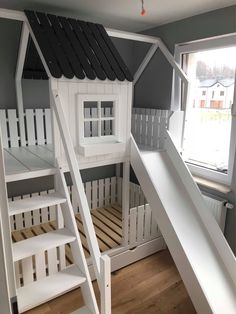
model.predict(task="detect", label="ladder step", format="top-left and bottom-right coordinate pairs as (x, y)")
top-left (17, 265), bottom-right (86, 313)
top-left (13, 228), bottom-right (76, 261)
top-left (8, 192), bottom-right (66, 216)
top-left (71, 306), bottom-right (92, 314)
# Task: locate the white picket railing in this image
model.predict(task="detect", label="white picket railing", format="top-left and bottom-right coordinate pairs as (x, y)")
top-left (0, 109), bottom-right (52, 148)
top-left (131, 108), bottom-right (170, 149)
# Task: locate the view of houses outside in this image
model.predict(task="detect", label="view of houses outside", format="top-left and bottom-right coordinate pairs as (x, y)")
top-left (183, 47), bottom-right (236, 172)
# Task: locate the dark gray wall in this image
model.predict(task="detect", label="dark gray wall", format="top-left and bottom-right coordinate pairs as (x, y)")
top-left (0, 18), bottom-right (21, 109)
top-left (135, 6), bottom-right (236, 254)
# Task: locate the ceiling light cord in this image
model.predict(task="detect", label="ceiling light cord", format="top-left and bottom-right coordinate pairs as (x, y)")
top-left (141, 0), bottom-right (146, 16)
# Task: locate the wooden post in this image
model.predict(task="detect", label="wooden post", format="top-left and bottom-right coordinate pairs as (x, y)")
top-left (100, 255), bottom-right (111, 314)
top-left (122, 161), bottom-right (130, 246)
top-left (15, 22), bottom-right (29, 146)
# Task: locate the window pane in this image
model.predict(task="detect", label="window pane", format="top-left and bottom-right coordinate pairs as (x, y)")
top-left (101, 101), bottom-right (114, 117)
top-left (84, 101), bottom-right (98, 118)
top-left (84, 121), bottom-right (98, 137)
top-left (183, 47), bottom-right (236, 173)
top-left (101, 120), bottom-right (113, 136)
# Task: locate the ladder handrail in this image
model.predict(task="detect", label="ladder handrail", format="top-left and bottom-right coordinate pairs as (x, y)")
top-left (0, 127), bottom-right (17, 314)
top-left (51, 89), bottom-right (111, 314)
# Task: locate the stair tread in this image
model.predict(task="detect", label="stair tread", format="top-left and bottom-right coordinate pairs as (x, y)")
top-left (71, 306), bottom-right (92, 314)
top-left (8, 192), bottom-right (66, 216)
top-left (17, 265), bottom-right (86, 313)
top-left (13, 228), bottom-right (76, 261)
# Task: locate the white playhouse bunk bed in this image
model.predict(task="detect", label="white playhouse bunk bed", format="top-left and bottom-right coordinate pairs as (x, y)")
top-left (0, 8), bottom-right (235, 314)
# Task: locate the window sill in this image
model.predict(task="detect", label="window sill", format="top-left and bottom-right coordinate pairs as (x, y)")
top-left (193, 175), bottom-right (231, 194)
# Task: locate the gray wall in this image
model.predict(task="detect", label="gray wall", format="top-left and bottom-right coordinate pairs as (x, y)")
top-left (0, 18), bottom-right (21, 109)
top-left (134, 6), bottom-right (236, 254)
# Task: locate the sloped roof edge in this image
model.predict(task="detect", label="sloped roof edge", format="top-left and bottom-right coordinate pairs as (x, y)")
top-left (25, 10), bottom-right (133, 82)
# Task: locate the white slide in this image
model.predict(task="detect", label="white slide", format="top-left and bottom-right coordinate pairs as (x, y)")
top-left (130, 131), bottom-right (236, 314)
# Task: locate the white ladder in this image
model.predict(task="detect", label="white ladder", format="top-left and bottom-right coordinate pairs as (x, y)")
top-left (8, 164), bottom-right (99, 313)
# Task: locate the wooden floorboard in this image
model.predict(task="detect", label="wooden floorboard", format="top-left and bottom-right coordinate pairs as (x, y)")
top-left (25, 250), bottom-right (196, 314)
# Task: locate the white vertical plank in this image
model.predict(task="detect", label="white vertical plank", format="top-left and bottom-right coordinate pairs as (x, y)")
top-left (137, 205), bottom-right (145, 243)
top-left (141, 113), bottom-right (146, 146)
top-left (35, 252), bottom-right (46, 280)
top-left (23, 194), bottom-right (32, 228)
top-left (91, 180), bottom-right (98, 210)
top-left (40, 190), bottom-right (49, 223)
top-left (130, 182), bottom-right (135, 208)
top-left (111, 177), bottom-right (116, 204)
top-left (71, 185), bottom-right (78, 213)
top-left (153, 115), bottom-right (159, 149)
top-left (26, 109), bottom-right (36, 145)
top-left (0, 110), bottom-right (9, 148)
top-left (31, 192), bottom-right (41, 226)
top-left (8, 110), bottom-right (19, 147)
top-left (136, 113), bottom-right (141, 144)
top-left (104, 178), bottom-right (110, 206)
top-left (91, 108), bottom-right (98, 137)
top-left (47, 248), bottom-right (58, 275)
top-left (147, 113), bottom-right (153, 147)
top-left (45, 109), bottom-right (52, 144)
top-left (22, 257), bottom-right (34, 285)
top-left (117, 177), bottom-right (122, 206)
top-left (48, 189), bottom-right (57, 220)
top-left (98, 179), bottom-right (104, 207)
top-left (35, 109), bottom-right (45, 145)
top-left (129, 208), bottom-right (137, 245)
top-left (85, 181), bottom-right (92, 210)
top-left (151, 210), bottom-right (160, 238)
top-left (14, 196), bottom-right (24, 230)
top-left (144, 204), bottom-right (152, 240)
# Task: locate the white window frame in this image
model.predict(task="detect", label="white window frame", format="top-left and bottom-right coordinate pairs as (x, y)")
top-left (78, 94), bottom-right (119, 144)
top-left (174, 33), bottom-right (236, 186)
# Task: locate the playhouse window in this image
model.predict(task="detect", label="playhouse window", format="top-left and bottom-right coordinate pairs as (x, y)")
top-left (82, 98), bottom-right (116, 139)
top-left (174, 35), bottom-right (236, 185)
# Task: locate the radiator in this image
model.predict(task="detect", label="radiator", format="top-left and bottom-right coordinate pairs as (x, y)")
top-left (202, 193), bottom-right (232, 232)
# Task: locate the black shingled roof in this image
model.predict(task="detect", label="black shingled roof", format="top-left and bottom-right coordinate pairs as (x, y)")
top-left (24, 10), bottom-right (133, 82)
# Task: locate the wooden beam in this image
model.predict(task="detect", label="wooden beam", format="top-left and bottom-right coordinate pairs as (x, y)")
top-left (0, 8), bottom-right (26, 21)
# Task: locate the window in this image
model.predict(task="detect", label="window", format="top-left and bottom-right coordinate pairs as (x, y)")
top-left (83, 101), bottom-right (114, 138)
top-left (174, 35), bottom-right (236, 185)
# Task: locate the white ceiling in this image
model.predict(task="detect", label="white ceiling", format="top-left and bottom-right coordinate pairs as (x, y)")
top-left (0, 0), bottom-right (235, 31)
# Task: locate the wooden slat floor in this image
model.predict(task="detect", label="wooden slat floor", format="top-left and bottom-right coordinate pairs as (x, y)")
top-left (12, 205), bottom-right (123, 261)
top-left (25, 250), bottom-right (196, 314)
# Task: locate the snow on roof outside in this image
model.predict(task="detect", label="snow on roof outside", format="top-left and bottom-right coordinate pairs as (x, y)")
top-left (198, 78), bottom-right (234, 88)
top-left (25, 10), bottom-right (133, 82)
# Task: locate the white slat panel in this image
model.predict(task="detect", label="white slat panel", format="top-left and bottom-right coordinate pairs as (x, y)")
top-left (47, 248), bottom-right (58, 275)
top-left (153, 115), bottom-right (159, 149)
top-left (111, 177), bottom-right (116, 204)
top-left (144, 204), bottom-right (152, 240)
top-left (22, 194), bottom-right (32, 228)
top-left (35, 109), bottom-right (45, 145)
top-left (58, 246), bottom-right (66, 271)
top-left (25, 109), bottom-right (36, 145)
top-left (129, 208), bottom-right (137, 245)
top-left (31, 193), bottom-right (41, 226)
top-left (137, 205), bottom-right (145, 243)
top-left (92, 180), bottom-right (98, 209)
top-left (147, 114), bottom-right (153, 147)
top-left (35, 252), bottom-right (46, 280)
top-left (130, 182), bottom-right (135, 208)
top-left (0, 110), bottom-right (9, 148)
top-left (71, 185), bottom-right (78, 213)
top-left (44, 109), bottom-right (52, 144)
top-left (14, 196), bottom-right (24, 230)
top-left (40, 191), bottom-right (49, 223)
top-left (136, 113), bottom-right (141, 144)
top-left (22, 257), bottom-right (34, 285)
top-left (117, 177), bottom-right (122, 205)
top-left (85, 181), bottom-right (91, 210)
top-left (8, 110), bottom-right (19, 147)
top-left (48, 190), bottom-right (57, 220)
top-left (104, 178), bottom-right (110, 206)
top-left (98, 179), bottom-right (104, 207)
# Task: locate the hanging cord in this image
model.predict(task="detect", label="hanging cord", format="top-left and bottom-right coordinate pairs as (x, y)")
top-left (141, 0), bottom-right (146, 16)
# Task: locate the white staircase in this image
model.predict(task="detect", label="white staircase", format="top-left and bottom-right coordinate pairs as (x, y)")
top-left (7, 164), bottom-right (99, 313)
